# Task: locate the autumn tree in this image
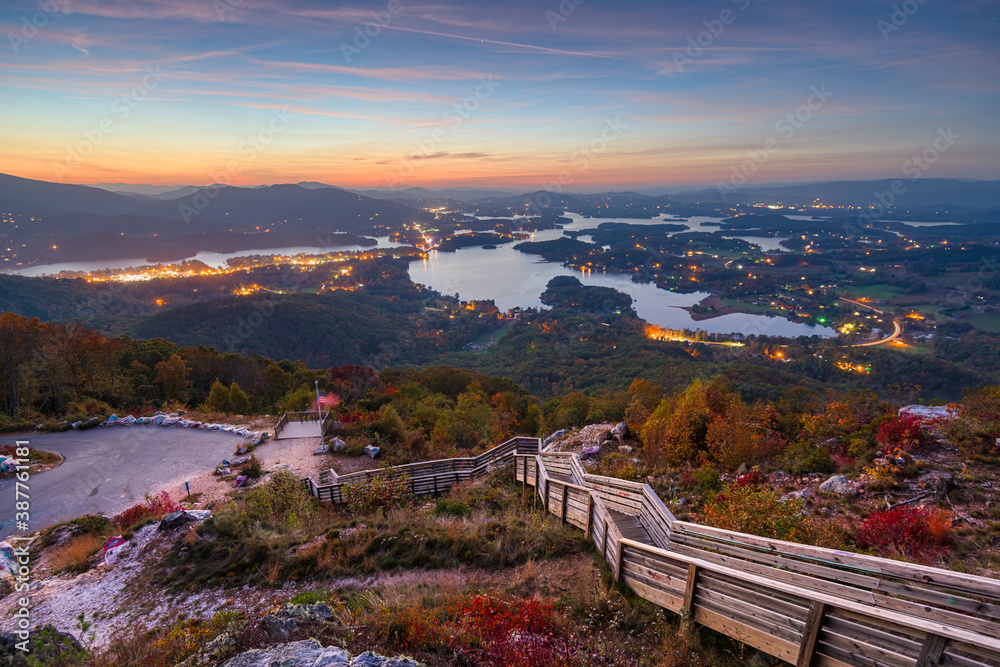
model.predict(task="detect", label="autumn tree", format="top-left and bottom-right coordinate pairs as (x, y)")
top-left (229, 382), bottom-right (251, 414)
top-left (0, 314), bottom-right (43, 416)
top-left (155, 354), bottom-right (192, 403)
top-left (205, 380), bottom-right (231, 413)
top-left (625, 379), bottom-right (661, 433)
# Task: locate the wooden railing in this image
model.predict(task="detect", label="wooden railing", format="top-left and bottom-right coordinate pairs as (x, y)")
top-left (303, 439), bottom-right (1000, 665)
top-left (275, 411), bottom-right (327, 440)
top-left (273, 413), bottom-right (289, 439)
top-left (512, 451), bottom-right (1000, 667)
top-left (304, 436), bottom-right (539, 504)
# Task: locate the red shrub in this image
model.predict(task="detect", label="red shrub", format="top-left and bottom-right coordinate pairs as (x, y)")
top-left (877, 415), bottom-right (929, 452)
top-left (735, 466), bottom-right (766, 487)
top-left (446, 594), bottom-right (580, 667)
top-left (855, 507), bottom-right (951, 561)
top-left (113, 491), bottom-right (181, 530)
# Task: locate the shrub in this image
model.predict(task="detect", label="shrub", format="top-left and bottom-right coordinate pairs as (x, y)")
top-left (228, 382), bottom-right (251, 415)
top-left (783, 441), bottom-right (834, 475)
top-left (343, 474), bottom-right (413, 514)
top-left (18, 625), bottom-right (88, 666)
top-left (690, 465), bottom-right (721, 494)
top-left (241, 455), bottom-right (263, 479)
top-left (854, 507), bottom-right (951, 562)
top-left (48, 533), bottom-right (105, 574)
top-left (877, 415), bottom-right (929, 452)
top-left (113, 491), bottom-right (181, 531)
top-left (595, 453), bottom-right (639, 482)
top-left (700, 484), bottom-right (811, 542)
top-left (444, 594), bottom-right (581, 667)
top-left (434, 499), bottom-right (472, 518)
top-left (71, 515), bottom-right (113, 535)
top-left (734, 466), bottom-right (766, 487)
top-left (204, 380), bottom-right (231, 413)
top-left (863, 457), bottom-right (904, 492)
top-left (242, 471), bottom-right (317, 528)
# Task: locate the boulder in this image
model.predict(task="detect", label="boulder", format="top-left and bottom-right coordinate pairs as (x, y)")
top-left (0, 626), bottom-right (85, 666)
top-left (219, 640), bottom-right (422, 667)
top-left (918, 471), bottom-right (955, 498)
top-left (781, 487), bottom-right (814, 502)
top-left (618, 445), bottom-right (633, 455)
top-left (819, 475), bottom-right (855, 496)
top-left (260, 614), bottom-right (300, 641)
top-left (221, 640), bottom-right (350, 667)
top-left (542, 429), bottom-right (566, 449)
top-left (159, 510), bottom-right (211, 531)
top-left (280, 602), bottom-right (334, 623)
top-left (159, 510), bottom-right (195, 531)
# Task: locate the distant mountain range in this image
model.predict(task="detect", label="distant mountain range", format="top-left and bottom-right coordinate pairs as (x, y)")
top-left (0, 173), bottom-right (433, 266)
top-left (673, 178), bottom-right (1000, 208)
top-left (2, 172), bottom-right (998, 268)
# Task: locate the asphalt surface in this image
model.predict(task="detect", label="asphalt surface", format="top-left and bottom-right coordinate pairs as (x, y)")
top-left (0, 427), bottom-right (246, 540)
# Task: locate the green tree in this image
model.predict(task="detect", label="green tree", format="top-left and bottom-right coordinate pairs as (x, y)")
top-left (205, 379), bottom-right (231, 413)
top-left (155, 354), bottom-right (191, 403)
top-left (283, 383), bottom-right (314, 412)
top-left (229, 382), bottom-right (251, 414)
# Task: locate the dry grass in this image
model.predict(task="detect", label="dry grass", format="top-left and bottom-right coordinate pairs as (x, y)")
top-left (48, 533), bottom-right (105, 574)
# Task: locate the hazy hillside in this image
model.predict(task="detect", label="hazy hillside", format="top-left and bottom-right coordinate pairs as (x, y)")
top-left (129, 292), bottom-right (422, 367)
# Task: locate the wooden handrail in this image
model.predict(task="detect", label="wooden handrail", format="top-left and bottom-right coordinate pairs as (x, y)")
top-left (511, 451), bottom-right (1000, 665)
top-left (619, 537), bottom-right (1000, 653)
top-left (303, 443), bottom-right (1000, 664)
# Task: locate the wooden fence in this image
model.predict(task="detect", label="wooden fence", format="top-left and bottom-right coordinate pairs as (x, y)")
top-left (273, 413), bottom-right (289, 439)
top-left (513, 451), bottom-right (1000, 667)
top-left (304, 436), bottom-right (539, 504)
top-left (304, 441), bottom-right (1000, 665)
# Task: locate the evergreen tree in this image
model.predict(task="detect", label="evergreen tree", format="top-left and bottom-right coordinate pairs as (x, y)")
top-left (229, 382), bottom-right (251, 414)
top-left (205, 379), bottom-right (231, 413)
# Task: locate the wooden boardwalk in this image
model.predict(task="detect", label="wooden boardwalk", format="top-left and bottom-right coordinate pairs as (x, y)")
top-left (274, 411), bottom-right (337, 440)
top-left (303, 440), bottom-right (1000, 666)
top-left (275, 420), bottom-right (321, 439)
top-left (609, 508), bottom-right (654, 545)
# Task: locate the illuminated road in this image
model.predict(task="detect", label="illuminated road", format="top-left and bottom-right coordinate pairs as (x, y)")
top-left (838, 296), bottom-right (884, 315)
top-left (853, 318), bottom-right (902, 347)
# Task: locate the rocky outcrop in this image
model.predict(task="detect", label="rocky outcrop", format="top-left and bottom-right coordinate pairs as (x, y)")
top-left (0, 625), bottom-right (85, 666)
top-left (220, 639), bottom-right (422, 667)
top-left (819, 475), bottom-right (857, 496)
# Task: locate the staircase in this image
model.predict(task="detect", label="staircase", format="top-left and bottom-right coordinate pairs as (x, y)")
top-left (304, 440), bottom-right (1000, 666)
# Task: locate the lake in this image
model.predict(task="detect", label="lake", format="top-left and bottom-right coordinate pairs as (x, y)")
top-left (412, 213), bottom-right (834, 338)
top-left (9, 212), bottom-right (836, 338)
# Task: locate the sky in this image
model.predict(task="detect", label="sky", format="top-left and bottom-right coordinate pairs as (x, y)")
top-left (1, 0), bottom-right (998, 190)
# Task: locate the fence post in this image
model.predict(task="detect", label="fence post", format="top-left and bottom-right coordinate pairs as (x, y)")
top-left (796, 601), bottom-right (826, 667)
top-left (683, 563), bottom-right (699, 616)
top-left (560, 483), bottom-right (568, 524)
top-left (584, 493), bottom-right (593, 541)
top-left (615, 538), bottom-right (624, 582)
